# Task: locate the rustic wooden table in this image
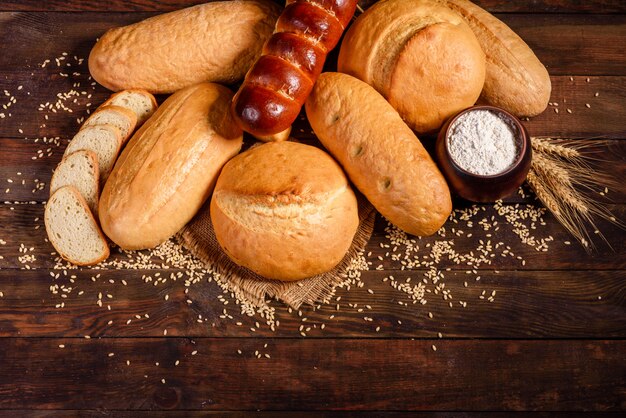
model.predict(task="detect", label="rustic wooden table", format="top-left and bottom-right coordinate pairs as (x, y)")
top-left (0, 0), bottom-right (624, 415)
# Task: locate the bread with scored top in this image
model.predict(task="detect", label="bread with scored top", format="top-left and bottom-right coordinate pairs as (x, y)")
top-left (338, 0), bottom-right (486, 134)
top-left (210, 141), bottom-right (359, 281)
top-left (99, 82), bottom-right (243, 250)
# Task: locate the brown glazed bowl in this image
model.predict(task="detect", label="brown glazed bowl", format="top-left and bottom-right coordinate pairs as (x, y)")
top-left (435, 105), bottom-right (532, 203)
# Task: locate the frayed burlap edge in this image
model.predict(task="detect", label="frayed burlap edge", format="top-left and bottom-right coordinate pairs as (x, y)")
top-left (177, 197), bottom-right (376, 310)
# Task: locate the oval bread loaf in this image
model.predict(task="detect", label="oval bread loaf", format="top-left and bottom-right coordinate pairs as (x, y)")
top-left (306, 72), bottom-right (452, 237)
top-left (441, 0), bottom-right (551, 116)
top-left (211, 141), bottom-right (359, 281)
top-left (88, 0), bottom-right (281, 94)
top-left (99, 83), bottom-right (243, 250)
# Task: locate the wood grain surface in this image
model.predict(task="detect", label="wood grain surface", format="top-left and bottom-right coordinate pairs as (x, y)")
top-left (0, 339), bottom-right (623, 410)
top-left (0, 0), bottom-right (625, 13)
top-left (0, 0), bottom-right (624, 414)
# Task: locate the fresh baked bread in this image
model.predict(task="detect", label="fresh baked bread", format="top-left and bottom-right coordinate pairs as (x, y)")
top-left (81, 105), bottom-right (137, 144)
top-left (45, 186), bottom-right (110, 266)
top-left (50, 150), bottom-right (100, 215)
top-left (99, 83), bottom-right (243, 250)
top-left (338, 0), bottom-right (485, 134)
top-left (441, 0), bottom-right (551, 116)
top-left (100, 90), bottom-right (158, 126)
top-left (64, 125), bottom-right (122, 183)
top-left (306, 72), bottom-right (452, 237)
top-left (88, 0), bottom-right (281, 94)
top-left (210, 141), bottom-right (359, 281)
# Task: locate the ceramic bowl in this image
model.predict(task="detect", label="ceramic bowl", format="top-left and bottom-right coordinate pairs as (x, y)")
top-left (435, 105), bottom-right (532, 202)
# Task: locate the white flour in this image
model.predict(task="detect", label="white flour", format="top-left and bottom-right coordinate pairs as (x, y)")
top-left (447, 110), bottom-right (519, 176)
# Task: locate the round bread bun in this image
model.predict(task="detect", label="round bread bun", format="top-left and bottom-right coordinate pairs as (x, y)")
top-left (338, 0), bottom-right (486, 134)
top-left (210, 141), bottom-right (359, 281)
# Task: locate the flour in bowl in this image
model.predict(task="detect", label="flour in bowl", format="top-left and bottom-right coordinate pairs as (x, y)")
top-left (447, 109), bottom-right (519, 176)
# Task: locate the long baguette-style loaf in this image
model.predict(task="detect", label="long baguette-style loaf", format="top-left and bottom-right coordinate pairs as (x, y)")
top-left (89, 0), bottom-right (281, 94)
top-left (306, 73), bottom-right (452, 237)
top-left (99, 83), bottom-right (243, 250)
top-left (441, 0), bottom-right (551, 116)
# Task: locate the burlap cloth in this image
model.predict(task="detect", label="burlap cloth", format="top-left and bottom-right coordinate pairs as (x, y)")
top-left (178, 196), bottom-right (376, 309)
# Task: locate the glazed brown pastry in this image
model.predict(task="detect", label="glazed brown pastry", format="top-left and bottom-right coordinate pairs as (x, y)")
top-left (232, 0), bottom-right (359, 138)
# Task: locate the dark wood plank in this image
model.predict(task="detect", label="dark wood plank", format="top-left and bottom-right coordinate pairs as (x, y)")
top-left (1, 412), bottom-right (621, 417)
top-left (1, 203), bottom-right (624, 271)
top-left (0, 338), bottom-right (623, 410)
top-left (0, 269), bottom-right (624, 338)
top-left (1, 0), bottom-right (625, 13)
top-left (505, 14), bottom-right (626, 76)
top-left (1, 74), bottom-right (625, 140)
top-left (0, 12), bottom-right (624, 76)
top-left (0, 13), bottom-right (624, 139)
top-left (1, 137), bottom-right (624, 203)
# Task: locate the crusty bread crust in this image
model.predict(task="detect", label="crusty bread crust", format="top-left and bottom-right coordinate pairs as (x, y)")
top-left (88, 0), bottom-right (281, 94)
top-left (50, 149), bottom-right (100, 216)
top-left (45, 186), bottom-right (110, 266)
top-left (100, 89), bottom-right (158, 126)
top-left (210, 141), bottom-right (359, 281)
top-left (65, 125), bottom-right (123, 184)
top-left (99, 83), bottom-right (243, 250)
top-left (337, 0), bottom-right (485, 133)
top-left (306, 72), bottom-right (452, 237)
top-left (441, 0), bottom-right (551, 116)
top-left (80, 105), bottom-right (138, 144)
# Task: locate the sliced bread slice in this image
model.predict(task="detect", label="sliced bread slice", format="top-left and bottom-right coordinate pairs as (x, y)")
top-left (50, 150), bottom-right (100, 215)
top-left (81, 105), bottom-right (137, 144)
top-left (65, 125), bottom-right (122, 183)
top-left (45, 185), bottom-right (110, 266)
top-left (101, 89), bottom-right (158, 126)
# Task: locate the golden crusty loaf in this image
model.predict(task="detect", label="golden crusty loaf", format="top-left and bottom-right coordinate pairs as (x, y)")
top-left (441, 0), bottom-right (551, 116)
top-left (306, 73), bottom-right (452, 237)
top-left (99, 83), bottom-right (243, 250)
top-left (211, 141), bottom-right (359, 281)
top-left (89, 0), bottom-right (281, 94)
top-left (338, 0), bottom-right (485, 134)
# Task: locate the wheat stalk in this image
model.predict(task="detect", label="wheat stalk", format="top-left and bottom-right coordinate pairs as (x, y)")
top-left (531, 137), bottom-right (582, 160)
top-left (527, 138), bottom-right (623, 251)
